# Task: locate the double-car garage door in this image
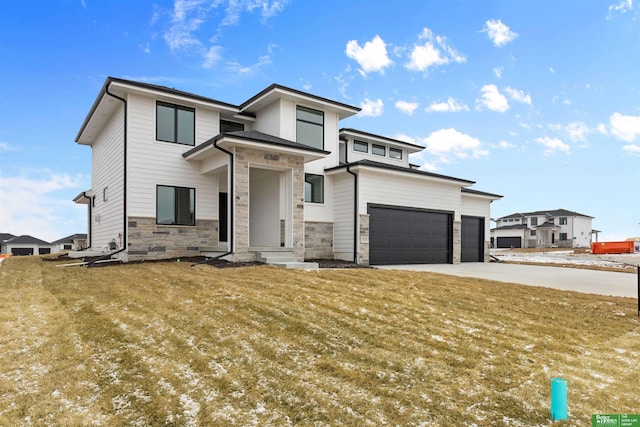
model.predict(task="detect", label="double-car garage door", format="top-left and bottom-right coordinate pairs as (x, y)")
top-left (368, 205), bottom-right (485, 265)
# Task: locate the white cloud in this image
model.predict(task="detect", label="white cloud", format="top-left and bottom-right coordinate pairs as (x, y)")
top-left (345, 35), bottom-right (392, 76)
top-left (359, 98), bottom-right (384, 117)
top-left (0, 142), bottom-right (19, 152)
top-left (608, 0), bottom-right (633, 19)
top-left (161, 0), bottom-right (289, 67)
top-left (491, 140), bottom-right (515, 149)
top-left (393, 133), bottom-right (417, 145)
top-left (622, 144), bottom-right (640, 155)
top-left (505, 86), bottom-right (532, 105)
top-left (420, 128), bottom-right (488, 161)
top-left (203, 45), bottom-right (222, 68)
top-left (597, 123), bottom-right (609, 135)
top-left (395, 100), bottom-right (419, 115)
top-left (476, 84), bottom-right (509, 112)
top-left (549, 67), bottom-right (555, 74)
top-left (609, 112), bottom-right (640, 141)
top-left (0, 172), bottom-right (88, 242)
top-left (549, 121), bottom-right (591, 143)
top-left (225, 55), bottom-right (271, 75)
top-left (536, 136), bottom-right (570, 155)
top-left (493, 66), bottom-right (503, 78)
top-left (405, 28), bottom-right (466, 72)
top-left (483, 19), bottom-right (518, 47)
top-left (425, 97), bottom-right (469, 113)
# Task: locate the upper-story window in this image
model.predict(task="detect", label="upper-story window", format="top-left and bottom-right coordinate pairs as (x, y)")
top-left (296, 106), bottom-right (324, 150)
top-left (389, 148), bottom-right (402, 159)
top-left (354, 140), bottom-right (368, 153)
top-left (372, 144), bottom-right (385, 156)
top-left (157, 102), bottom-right (195, 146)
top-left (559, 217), bottom-right (568, 225)
top-left (220, 120), bottom-right (244, 133)
top-left (530, 217), bottom-right (538, 226)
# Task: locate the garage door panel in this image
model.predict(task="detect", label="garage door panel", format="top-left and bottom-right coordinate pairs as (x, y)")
top-left (369, 205), bottom-right (452, 265)
top-left (496, 236), bottom-right (522, 248)
top-left (461, 216), bottom-right (484, 262)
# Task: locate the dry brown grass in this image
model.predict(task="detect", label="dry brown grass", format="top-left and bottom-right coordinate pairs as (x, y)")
top-left (1, 256), bottom-right (639, 426)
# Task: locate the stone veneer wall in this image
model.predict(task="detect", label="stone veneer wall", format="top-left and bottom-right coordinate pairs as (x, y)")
top-left (357, 214), bottom-right (369, 265)
top-left (452, 220), bottom-right (461, 264)
top-left (304, 221), bottom-right (334, 259)
top-left (232, 147), bottom-right (305, 262)
top-left (127, 216), bottom-right (217, 261)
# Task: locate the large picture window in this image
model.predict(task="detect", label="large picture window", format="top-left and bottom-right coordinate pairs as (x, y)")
top-left (157, 102), bottom-right (195, 145)
top-left (296, 106), bottom-right (324, 149)
top-left (157, 185), bottom-right (195, 226)
top-left (304, 174), bottom-right (324, 204)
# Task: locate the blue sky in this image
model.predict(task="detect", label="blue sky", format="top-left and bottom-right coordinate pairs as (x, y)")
top-left (1, 0), bottom-right (639, 242)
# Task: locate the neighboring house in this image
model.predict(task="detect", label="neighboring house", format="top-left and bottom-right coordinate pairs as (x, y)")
top-left (491, 209), bottom-right (594, 249)
top-left (74, 77), bottom-right (502, 265)
top-left (51, 233), bottom-right (88, 252)
top-left (0, 234), bottom-right (53, 256)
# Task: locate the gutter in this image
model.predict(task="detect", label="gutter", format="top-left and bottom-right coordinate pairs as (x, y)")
top-left (104, 84), bottom-right (128, 253)
top-left (344, 144), bottom-right (358, 263)
top-left (193, 137), bottom-right (234, 266)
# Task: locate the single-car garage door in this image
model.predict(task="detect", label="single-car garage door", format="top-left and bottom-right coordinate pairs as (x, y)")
top-left (461, 216), bottom-right (484, 262)
top-left (368, 205), bottom-right (452, 265)
top-left (496, 236), bottom-right (522, 248)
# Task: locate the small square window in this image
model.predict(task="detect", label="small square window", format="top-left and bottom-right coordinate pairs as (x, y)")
top-left (559, 233), bottom-right (568, 240)
top-left (157, 185), bottom-right (195, 226)
top-left (372, 144), bottom-right (385, 156)
top-left (354, 140), bottom-right (368, 153)
top-left (531, 230), bottom-right (537, 236)
top-left (389, 148), bottom-right (402, 159)
top-left (304, 174), bottom-right (324, 203)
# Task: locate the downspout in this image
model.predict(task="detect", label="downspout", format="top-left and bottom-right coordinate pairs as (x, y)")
top-left (81, 191), bottom-right (93, 249)
top-left (105, 84), bottom-right (128, 253)
top-left (343, 138), bottom-right (358, 263)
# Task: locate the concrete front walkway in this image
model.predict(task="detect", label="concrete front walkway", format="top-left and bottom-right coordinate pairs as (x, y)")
top-left (376, 263), bottom-right (639, 298)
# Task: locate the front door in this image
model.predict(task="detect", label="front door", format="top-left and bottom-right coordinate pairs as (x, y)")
top-left (219, 192), bottom-right (228, 242)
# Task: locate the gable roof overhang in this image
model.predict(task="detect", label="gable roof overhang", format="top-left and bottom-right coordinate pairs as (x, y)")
top-left (325, 160), bottom-right (475, 186)
top-left (240, 84), bottom-right (361, 120)
top-left (183, 130), bottom-right (330, 163)
top-left (76, 77), bottom-right (241, 146)
top-left (461, 188), bottom-right (503, 201)
top-left (339, 128), bottom-right (425, 154)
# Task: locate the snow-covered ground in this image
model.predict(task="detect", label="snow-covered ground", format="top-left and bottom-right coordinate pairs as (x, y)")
top-left (491, 249), bottom-right (640, 271)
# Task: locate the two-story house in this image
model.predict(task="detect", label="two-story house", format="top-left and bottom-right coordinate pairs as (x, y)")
top-left (73, 77), bottom-right (501, 266)
top-left (490, 209), bottom-right (594, 249)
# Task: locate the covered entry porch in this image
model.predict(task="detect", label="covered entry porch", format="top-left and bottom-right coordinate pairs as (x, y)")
top-left (183, 131), bottom-right (328, 262)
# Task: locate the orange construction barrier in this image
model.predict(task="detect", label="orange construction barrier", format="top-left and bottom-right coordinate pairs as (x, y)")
top-left (590, 241), bottom-right (635, 254)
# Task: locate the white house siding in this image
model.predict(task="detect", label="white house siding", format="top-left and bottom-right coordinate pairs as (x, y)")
top-left (126, 93), bottom-right (217, 221)
top-left (461, 194), bottom-right (492, 239)
top-left (332, 173), bottom-right (355, 261)
top-left (91, 105), bottom-right (125, 250)
top-left (252, 100), bottom-right (281, 138)
top-left (358, 169), bottom-right (462, 218)
top-left (571, 216), bottom-right (592, 247)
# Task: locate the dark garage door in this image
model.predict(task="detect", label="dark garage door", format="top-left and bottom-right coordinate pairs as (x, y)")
top-left (368, 205), bottom-right (452, 265)
top-left (11, 248), bottom-right (34, 256)
top-left (496, 236), bottom-right (522, 248)
top-left (461, 216), bottom-right (484, 262)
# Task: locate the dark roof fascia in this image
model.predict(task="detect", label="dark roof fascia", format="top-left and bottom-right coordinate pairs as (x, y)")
top-left (491, 224), bottom-right (528, 231)
top-left (326, 160), bottom-right (475, 185)
top-left (183, 131), bottom-right (330, 158)
top-left (51, 233), bottom-right (88, 244)
top-left (500, 209), bottom-right (593, 219)
top-left (462, 188), bottom-right (504, 199)
top-left (240, 83), bottom-right (361, 113)
top-left (76, 77), bottom-right (241, 142)
top-left (6, 235), bottom-right (51, 245)
top-left (339, 128), bottom-right (425, 150)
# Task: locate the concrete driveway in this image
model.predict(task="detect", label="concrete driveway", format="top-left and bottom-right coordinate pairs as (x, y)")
top-left (376, 263), bottom-right (639, 298)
